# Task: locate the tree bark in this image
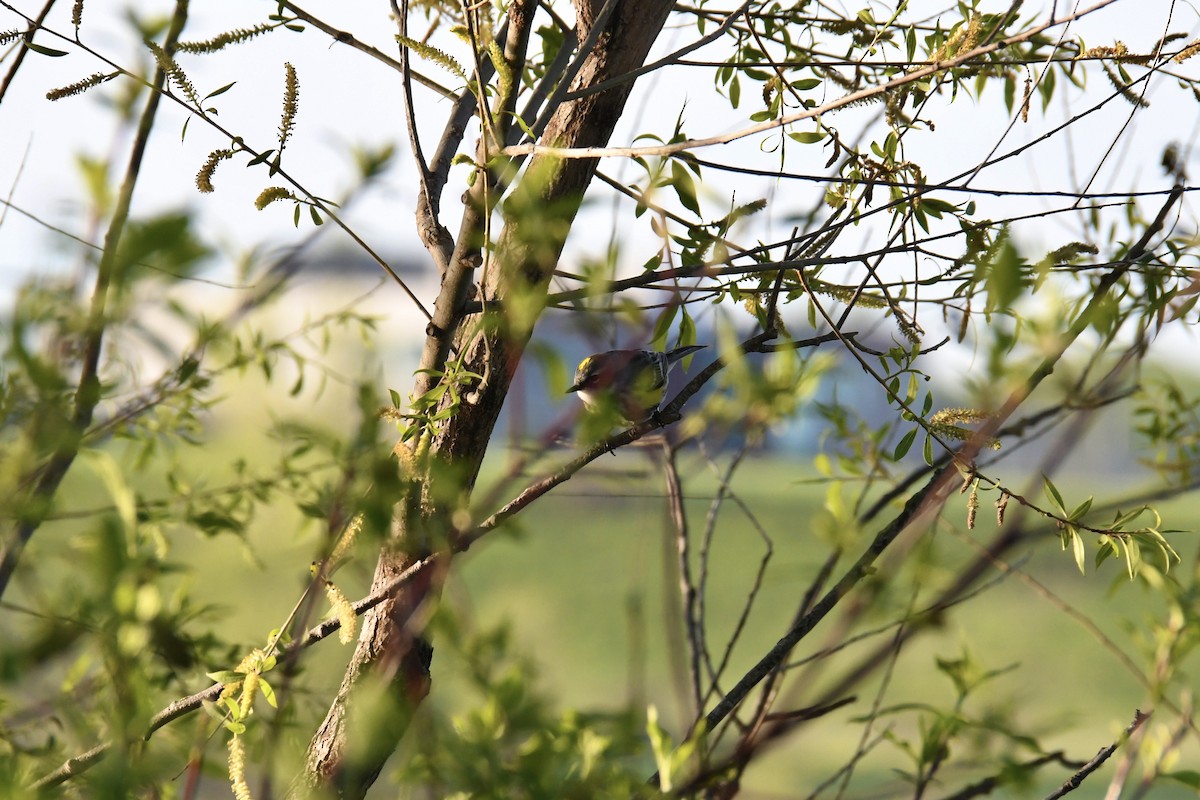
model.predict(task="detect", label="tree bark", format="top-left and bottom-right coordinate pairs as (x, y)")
top-left (295, 2), bottom-right (675, 796)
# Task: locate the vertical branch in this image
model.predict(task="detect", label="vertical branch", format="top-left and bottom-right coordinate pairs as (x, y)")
top-left (407, 1), bottom-right (535, 405)
top-left (394, 0), bottom-right (449, 271)
top-left (663, 438), bottom-right (703, 715)
top-left (0, 0), bottom-right (191, 600)
top-left (490, 0), bottom-right (535, 146)
top-left (301, 4), bottom-right (679, 797)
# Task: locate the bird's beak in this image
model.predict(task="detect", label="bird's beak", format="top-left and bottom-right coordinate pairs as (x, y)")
top-left (565, 383), bottom-right (580, 394)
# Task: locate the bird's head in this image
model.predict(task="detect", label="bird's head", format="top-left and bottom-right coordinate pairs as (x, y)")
top-left (567, 355), bottom-right (604, 397)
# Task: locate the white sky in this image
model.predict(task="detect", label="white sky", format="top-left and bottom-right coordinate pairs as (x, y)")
top-left (1, 0), bottom-right (1198, 323)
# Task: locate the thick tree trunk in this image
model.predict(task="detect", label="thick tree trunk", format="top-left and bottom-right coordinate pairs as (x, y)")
top-left (295, 2), bottom-right (675, 796)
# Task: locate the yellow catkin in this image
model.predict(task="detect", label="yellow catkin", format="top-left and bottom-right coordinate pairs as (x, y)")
top-left (324, 581), bottom-right (357, 644)
top-left (254, 187), bottom-right (296, 210)
top-left (279, 63), bottom-right (299, 150)
top-left (1175, 40), bottom-right (1200, 63)
top-left (238, 671), bottom-right (259, 720)
top-left (177, 24), bottom-right (274, 54)
top-left (236, 648), bottom-right (266, 673)
top-left (46, 72), bottom-right (116, 101)
top-left (966, 484), bottom-right (979, 530)
top-left (228, 735), bottom-right (252, 800)
top-left (930, 407), bottom-right (992, 426)
top-left (196, 149), bottom-right (234, 193)
top-left (330, 514), bottom-right (363, 564)
top-left (145, 41), bottom-right (200, 107)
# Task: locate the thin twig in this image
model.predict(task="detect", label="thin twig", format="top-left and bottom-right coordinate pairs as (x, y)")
top-left (0, 0), bottom-right (56, 103)
top-left (1043, 710), bottom-right (1151, 800)
top-left (502, 0), bottom-right (1123, 159)
top-left (279, 1), bottom-right (454, 99)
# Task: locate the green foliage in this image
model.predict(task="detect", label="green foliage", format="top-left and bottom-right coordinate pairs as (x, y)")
top-left (395, 616), bottom-right (653, 797)
top-left (114, 212), bottom-right (211, 285)
top-left (1041, 477), bottom-right (1179, 579)
top-left (3, 1), bottom-right (1200, 797)
top-left (871, 648), bottom-right (1057, 797)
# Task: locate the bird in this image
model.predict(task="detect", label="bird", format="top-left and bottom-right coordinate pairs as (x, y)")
top-left (566, 344), bottom-right (706, 422)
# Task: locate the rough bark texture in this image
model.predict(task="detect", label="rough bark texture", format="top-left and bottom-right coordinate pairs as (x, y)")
top-left (296, 2), bottom-right (675, 796)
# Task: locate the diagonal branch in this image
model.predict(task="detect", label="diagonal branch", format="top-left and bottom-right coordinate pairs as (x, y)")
top-left (686, 184), bottom-right (1184, 742)
top-left (1044, 710), bottom-right (1151, 800)
top-left (0, 0), bottom-right (56, 104)
top-left (0, 0), bottom-right (190, 601)
top-left (278, 1), bottom-right (454, 99)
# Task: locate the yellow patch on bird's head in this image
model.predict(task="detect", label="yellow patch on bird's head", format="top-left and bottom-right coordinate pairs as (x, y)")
top-left (568, 355), bottom-right (599, 393)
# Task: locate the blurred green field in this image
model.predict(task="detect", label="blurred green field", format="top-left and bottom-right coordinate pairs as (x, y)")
top-left (454, 451), bottom-right (1199, 797)
top-left (14, 374), bottom-right (1199, 798)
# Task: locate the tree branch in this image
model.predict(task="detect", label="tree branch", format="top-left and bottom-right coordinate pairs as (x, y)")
top-left (1044, 710), bottom-right (1151, 800)
top-left (0, 0), bottom-right (190, 600)
top-left (502, 0), bottom-right (1123, 159)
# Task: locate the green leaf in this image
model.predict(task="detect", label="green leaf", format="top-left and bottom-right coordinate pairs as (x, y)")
top-left (204, 81), bottom-right (236, 100)
top-left (26, 41), bottom-right (69, 57)
top-left (646, 706), bottom-right (674, 791)
top-left (894, 428), bottom-right (917, 460)
top-left (1042, 476), bottom-right (1066, 515)
top-left (1164, 770), bottom-right (1200, 789)
top-left (670, 161), bottom-right (701, 215)
top-left (1069, 527), bottom-right (1086, 574)
top-left (678, 306), bottom-right (696, 349)
top-left (789, 130), bottom-right (825, 144)
top-left (115, 212), bottom-right (210, 282)
top-left (921, 197), bottom-right (958, 215)
top-left (246, 149), bottom-right (276, 166)
top-left (191, 509), bottom-right (245, 536)
top-left (80, 450), bottom-right (137, 536)
top-left (651, 305), bottom-right (679, 350)
top-left (75, 153), bottom-right (113, 213)
top-left (986, 239), bottom-right (1025, 311)
top-left (1068, 496), bottom-right (1093, 521)
top-left (1117, 536), bottom-right (1139, 580)
top-left (1094, 537), bottom-right (1118, 569)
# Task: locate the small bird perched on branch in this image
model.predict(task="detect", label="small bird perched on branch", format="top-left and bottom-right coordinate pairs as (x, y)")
top-left (567, 345), bottom-right (706, 423)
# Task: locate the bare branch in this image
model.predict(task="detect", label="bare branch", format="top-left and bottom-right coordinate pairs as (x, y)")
top-left (1043, 710), bottom-right (1151, 800)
